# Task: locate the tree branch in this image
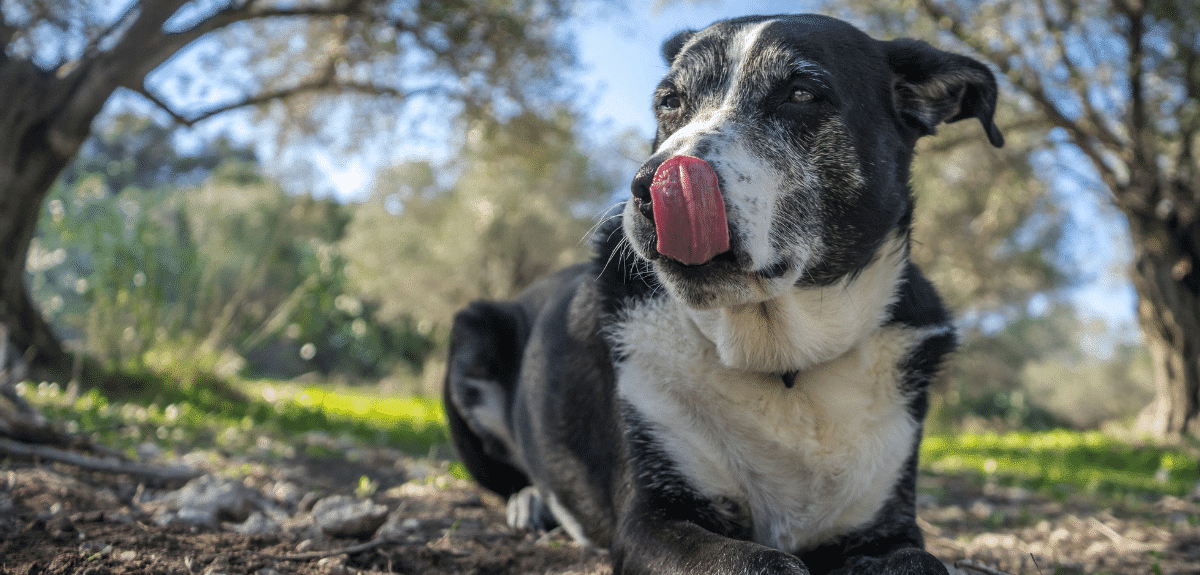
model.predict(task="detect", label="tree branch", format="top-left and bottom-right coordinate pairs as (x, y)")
top-left (0, 437), bottom-right (202, 482)
top-left (1172, 4), bottom-right (1199, 195)
top-left (80, 1), bottom-right (141, 62)
top-left (1036, 0), bottom-right (1126, 149)
top-left (1120, 0), bottom-right (1158, 190)
top-left (145, 1), bottom-right (409, 75)
top-left (0, 19), bottom-right (17, 52)
top-left (918, 0), bottom-right (1126, 194)
top-left (136, 71), bottom-right (416, 128)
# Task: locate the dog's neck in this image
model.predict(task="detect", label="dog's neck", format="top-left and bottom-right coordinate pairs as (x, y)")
top-left (684, 234), bottom-right (908, 375)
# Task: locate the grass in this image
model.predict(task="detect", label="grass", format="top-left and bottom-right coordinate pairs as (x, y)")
top-left (14, 370), bottom-right (1199, 502)
top-left (16, 370), bottom-right (447, 462)
top-left (921, 429), bottom-right (1200, 499)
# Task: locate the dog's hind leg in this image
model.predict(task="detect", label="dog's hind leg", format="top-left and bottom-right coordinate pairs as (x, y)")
top-left (443, 301), bottom-right (532, 497)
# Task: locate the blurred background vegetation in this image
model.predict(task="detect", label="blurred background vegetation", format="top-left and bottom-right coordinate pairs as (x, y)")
top-left (2, 0), bottom-right (1198, 498)
top-left (27, 106), bottom-right (1156, 432)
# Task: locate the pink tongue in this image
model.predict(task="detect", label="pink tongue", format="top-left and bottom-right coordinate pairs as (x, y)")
top-left (650, 156), bottom-right (730, 265)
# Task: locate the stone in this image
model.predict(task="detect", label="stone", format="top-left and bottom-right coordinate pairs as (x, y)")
top-left (310, 495), bottom-right (388, 538)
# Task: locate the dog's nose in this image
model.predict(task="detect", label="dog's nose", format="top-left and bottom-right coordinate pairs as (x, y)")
top-left (630, 162), bottom-right (658, 222)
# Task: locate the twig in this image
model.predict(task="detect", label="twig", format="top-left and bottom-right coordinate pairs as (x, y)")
top-left (259, 537), bottom-right (390, 561)
top-left (1087, 516), bottom-right (1155, 552)
top-left (0, 437), bottom-right (201, 482)
top-left (955, 559), bottom-right (1014, 575)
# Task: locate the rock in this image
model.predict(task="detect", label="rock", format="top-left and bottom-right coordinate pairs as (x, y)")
top-left (297, 491), bottom-right (320, 513)
top-left (310, 495), bottom-right (388, 538)
top-left (317, 556), bottom-right (350, 575)
top-left (136, 442), bottom-right (161, 461)
top-left (268, 481), bottom-right (304, 507)
top-left (230, 511), bottom-right (281, 536)
top-left (375, 508), bottom-right (420, 541)
top-left (144, 474), bottom-right (265, 528)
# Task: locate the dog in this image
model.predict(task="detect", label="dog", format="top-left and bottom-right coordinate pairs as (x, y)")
top-left (443, 13), bottom-right (1003, 575)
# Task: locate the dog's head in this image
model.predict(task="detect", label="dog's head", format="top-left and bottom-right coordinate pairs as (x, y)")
top-left (622, 14), bottom-right (1003, 309)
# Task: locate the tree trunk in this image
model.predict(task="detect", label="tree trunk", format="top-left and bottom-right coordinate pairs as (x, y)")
top-left (1129, 204), bottom-right (1200, 438)
top-left (0, 60), bottom-right (111, 380)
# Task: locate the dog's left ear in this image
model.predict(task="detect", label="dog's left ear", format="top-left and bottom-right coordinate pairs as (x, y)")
top-left (882, 39), bottom-right (1004, 148)
top-left (661, 29), bottom-right (696, 65)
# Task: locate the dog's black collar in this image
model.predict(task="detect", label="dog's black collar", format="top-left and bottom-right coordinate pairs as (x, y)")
top-left (781, 370), bottom-right (798, 389)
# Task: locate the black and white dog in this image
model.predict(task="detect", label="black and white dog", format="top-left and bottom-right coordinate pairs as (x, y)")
top-left (443, 14), bottom-right (1003, 575)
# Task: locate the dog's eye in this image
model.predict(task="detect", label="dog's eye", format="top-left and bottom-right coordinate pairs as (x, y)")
top-left (788, 88), bottom-right (814, 105)
top-left (658, 93), bottom-right (682, 111)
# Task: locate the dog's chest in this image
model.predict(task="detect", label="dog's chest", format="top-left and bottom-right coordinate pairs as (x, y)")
top-left (611, 298), bottom-right (921, 553)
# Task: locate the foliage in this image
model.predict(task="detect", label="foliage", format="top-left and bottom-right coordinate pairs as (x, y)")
top-left (27, 121), bottom-right (435, 380)
top-left (908, 119), bottom-right (1063, 316)
top-left (340, 108), bottom-right (616, 335)
top-left (0, 0), bottom-right (585, 378)
top-left (941, 303), bottom-right (1154, 430)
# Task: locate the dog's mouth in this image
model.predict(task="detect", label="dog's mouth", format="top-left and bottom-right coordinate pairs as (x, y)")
top-left (637, 155), bottom-right (731, 266)
top-left (626, 154), bottom-right (806, 306)
top-left (652, 248), bottom-right (739, 275)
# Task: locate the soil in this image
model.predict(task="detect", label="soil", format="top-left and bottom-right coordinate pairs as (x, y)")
top-left (2, 447), bottom-right (1199, 575)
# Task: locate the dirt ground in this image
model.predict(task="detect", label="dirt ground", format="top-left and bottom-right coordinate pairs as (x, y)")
top-left (2, 447), bottom-right (1199, 575)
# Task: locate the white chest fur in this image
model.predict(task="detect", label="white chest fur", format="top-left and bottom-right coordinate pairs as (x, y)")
top-left (611, 291), bottom-right (931, 553)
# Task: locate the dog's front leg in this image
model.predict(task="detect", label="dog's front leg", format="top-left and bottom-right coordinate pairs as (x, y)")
top-left (830, 548), bottom-right (949, 575)
top-left (612, 511), bottom-right (809, 575)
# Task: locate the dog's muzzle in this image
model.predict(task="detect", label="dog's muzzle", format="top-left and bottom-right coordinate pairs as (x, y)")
top-left (632, 156), bottom-right (730, 266)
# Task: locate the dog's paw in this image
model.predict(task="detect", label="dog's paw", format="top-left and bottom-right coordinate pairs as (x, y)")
top-left (505, 486), bottom-right (557, 531)
top-left (743, 548), bottom-right (809, 575)
top-left (833, 548), bottom-right (949, 575)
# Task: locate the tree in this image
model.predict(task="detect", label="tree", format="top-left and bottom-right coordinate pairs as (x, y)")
top-left (341, 109), bottom-right (615, 332)
top-left (0, 0), bottom-right (575, 380)
top-left (903, 0), bottom-right (1200, 437)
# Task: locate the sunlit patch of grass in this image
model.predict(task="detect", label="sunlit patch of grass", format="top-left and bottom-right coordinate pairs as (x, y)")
top-left (921, 430), bottom-right (1200, 499)
top-left (249, 382), bottom-right (447, 453)
top-left (16, 373), bottom-right (449, 460)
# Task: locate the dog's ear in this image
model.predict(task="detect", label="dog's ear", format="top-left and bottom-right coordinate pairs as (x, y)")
top-left (882, 39), bottom-right (1004, 147)
top-left (661, 29), bottom-right (696, 65)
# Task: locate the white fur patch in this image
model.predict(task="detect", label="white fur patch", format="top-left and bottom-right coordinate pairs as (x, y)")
top-left (687, 233), bottom-right (907, 373)
top-left (610, 241), bottom-right (933, 553)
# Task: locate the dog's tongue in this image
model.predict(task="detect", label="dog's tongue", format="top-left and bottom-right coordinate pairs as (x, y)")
top-left (650, 156), bottom-right (729, 265)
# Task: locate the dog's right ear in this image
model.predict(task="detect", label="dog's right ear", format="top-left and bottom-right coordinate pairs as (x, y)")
top-left (882, 38), bottom-right (1004, 148)
top-left (661, 29), bottom-right (696, 65)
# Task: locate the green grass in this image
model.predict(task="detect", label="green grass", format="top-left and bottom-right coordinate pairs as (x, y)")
top-left (16, 372), bottom-right (447, 461)
top-left (921, 429), bottom-right (1200, 499)
top-left (16, 371), bottom-right (1200, 503)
